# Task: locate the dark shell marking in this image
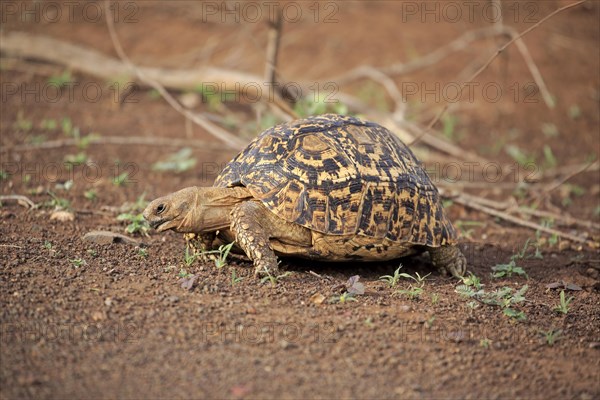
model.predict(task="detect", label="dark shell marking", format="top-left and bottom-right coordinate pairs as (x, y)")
top-left (215, 114), bottom-right (456, 247)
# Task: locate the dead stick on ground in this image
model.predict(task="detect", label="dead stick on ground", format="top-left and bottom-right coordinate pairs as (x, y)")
top-left (536, 160), bottom-right (598, 204)
top-left (3, 136), bottom-right (235, 153)
top-left (449, 190), bottom-right (600, 231)
top-left (0, 195), bottom-right (36, 208)
top-left (409, 0), bottom-right (585, 147)
top-left (450, 194), bottom-right (590, 244)
top-left (103, 1), bottom-right (246, 150)
top-left (511, 207), bottom-right (600, 231)
top-left (333, 27), bottom-right (505, 83)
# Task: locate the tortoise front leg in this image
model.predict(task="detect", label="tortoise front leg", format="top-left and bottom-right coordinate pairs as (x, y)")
top-left (230, 201), bottom-right (280, 277)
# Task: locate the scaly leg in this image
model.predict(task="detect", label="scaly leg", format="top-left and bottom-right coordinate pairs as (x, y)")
top-left (429, 244), bottom-right (467, 278)
top-left (230, 201), bottom-right (280, 277)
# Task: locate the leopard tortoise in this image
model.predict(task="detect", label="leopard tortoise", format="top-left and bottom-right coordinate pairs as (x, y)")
top-left (143, 114), bottom-right (466, 278)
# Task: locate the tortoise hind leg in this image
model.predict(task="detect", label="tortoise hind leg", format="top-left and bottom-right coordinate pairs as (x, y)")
top-left (429, 245), bottom-right (467, 278)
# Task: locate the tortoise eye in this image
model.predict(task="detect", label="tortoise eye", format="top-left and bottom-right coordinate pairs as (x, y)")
top-left (156, 204), bottom-right (166, 214)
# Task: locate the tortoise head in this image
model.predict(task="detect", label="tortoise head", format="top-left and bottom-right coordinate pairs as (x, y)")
top-left (143, 187), bottom-right (202, 233)
top-left (143, 186), bottom-right (252, 234)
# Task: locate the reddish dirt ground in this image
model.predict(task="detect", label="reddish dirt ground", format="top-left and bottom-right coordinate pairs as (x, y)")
top-left (1, 1), bottom-right (599, 399)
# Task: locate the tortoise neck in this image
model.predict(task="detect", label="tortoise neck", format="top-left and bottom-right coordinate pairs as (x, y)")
top-left (183, 186), bottom-right (253, 232)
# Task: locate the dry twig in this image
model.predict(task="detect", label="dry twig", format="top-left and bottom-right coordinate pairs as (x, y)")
top-left (102, 1), bottom-right (246, 149)
top-left (0, 195), bottom-right (37, 208)
top-left (3, 136), bottom-right (234, 153)
top-left (410, 0), bottom-right (586, 146)
top-left (447, 192), bottom-right (592, 244)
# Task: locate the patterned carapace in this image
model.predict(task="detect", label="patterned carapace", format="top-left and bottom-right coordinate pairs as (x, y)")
top-left (215, 114), bottom-right (456, 247)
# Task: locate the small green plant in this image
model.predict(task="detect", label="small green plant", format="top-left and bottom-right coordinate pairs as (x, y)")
top-left (213, 242), bottom-right (234, 269)
top-left (112, 171), bottom-right (129, 186)
top-left (461, 272), bottom-right (483, 290)
top-left (479, 338), bottom-right (491, 349)
top-left (541, 329), bottom-right (561, 346)
top-left (502, 308), bottom-right (527, 321)
top-left (260, 268), bottom-right (292, 287)
top-left (178, 268), bottom-right (194, 278)
top-left (454, 220), bottom-right (485, 239)
top-left (553, 290), bottom-right (573, 314)
top-left (491, 260), bottom-right (528, 279)
top-left (199, 242), bottom-right (235, 269)
top-left (87, 248), bottom-right (97, 257)
top-left (138, 248), bottom-right (148, 257)
top-left (43, 241), bottom-right (53, 250)
top-left (543, 145), bottom-right (557, 168)
top-left (335, 291), bottom-right (358, 303)
top-left (231, 269), bottom-right (244, 286)
top-left (293, 93), bottom-right (349, 117)
top-left (48, 71), bottom-right (73, 87)
top-left (84, 189), bottom-right (97, 201)
top-left (64, 152), bottom-right (88, 166)
top-left (13, 111), bottom-right (33, 132)
top-left (116, 213), bottom-right (150, 236)
top-left (541, 122), bottom-right (559, 137)
top-left (396, 285), bottom-right (424, 300)
top-left (152, 147), bottom-right (197, 172)
top-left (0, 170), bottom-right (8, 180)
top-left (40, 118), bottom-right (58, 131)
top-left (379, 264), bottom-right (406, 288)
top-left (46, 191), bottom-right (71, 210)
top-left (456, 283), bottom-right (528, 322)
top-left (183, 245), bottom-right (198, 267)
top-left (357, 81), bottom-right (389, 112)
top-left (441, 113), bottom-right (463, 142)
top-left (492, 240), bottom-right (533, 278)
top-left (505, 145), bottom-right (535, 166)
top-left (380, 265), bottom-right (430, 287)
top-left (28, 134), bottom-right (46, 144)
top-left (560, 184), bottom-right (585, 207)
top-left (431, 293), bottom-right (440, 305)
top-left (61, 117), bottom-right (74, 136)
top-left (70, 258), bottom-right (86, 268)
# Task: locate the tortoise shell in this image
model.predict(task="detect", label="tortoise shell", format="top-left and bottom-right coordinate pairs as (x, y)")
top-left (214, 114), bottom-right (456, 247)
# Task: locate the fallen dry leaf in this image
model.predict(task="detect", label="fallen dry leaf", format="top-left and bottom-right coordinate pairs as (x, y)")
top-left (50, 210), bottom-right (75, 221)
top-left (310, 293), bottom-right (325, 305)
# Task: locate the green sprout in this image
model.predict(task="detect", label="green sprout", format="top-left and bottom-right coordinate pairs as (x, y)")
top-left (116, 213), bottom-right (150, 236)
top-left (553, 290), bottom-right (573, 315)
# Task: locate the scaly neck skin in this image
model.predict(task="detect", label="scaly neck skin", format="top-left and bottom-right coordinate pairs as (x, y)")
top-left (179, 186), bottom-right (252, 233)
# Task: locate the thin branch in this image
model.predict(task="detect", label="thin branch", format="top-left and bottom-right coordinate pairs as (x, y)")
top-left (333, 27), bottom-right (507, 82)
top-left (507, 26), bottom-right (555, 108)
top-left (511, 207), bottom-right (600, 231)
top-left (449, 193), bottom-right (591, 244)
top-left (530, 160), bottom-right (598, 209)
top-left (410, 0), bottom-right (586, 147)
top-left (345, 66), bottom-right (406, 117)
top-left (102, 1), bottom-right (246, 150)
top-left (264, 9), bottom-right (283, 87)
top-left (3, 136), bottom-right (233, 153)
top-left (0, 195), bottom-right (36, 208)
